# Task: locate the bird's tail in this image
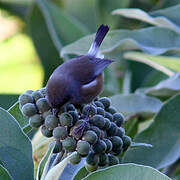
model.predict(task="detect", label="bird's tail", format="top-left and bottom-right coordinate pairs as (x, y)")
top-left (88, 24), bottom-right (109, 57)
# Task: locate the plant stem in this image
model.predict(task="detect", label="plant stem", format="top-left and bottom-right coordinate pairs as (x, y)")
top-left (50, 150), bottom-right (65, 169)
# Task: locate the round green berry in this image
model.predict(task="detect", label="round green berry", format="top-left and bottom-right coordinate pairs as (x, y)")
top-left (122, 135), bottom-right (131, 151)
top-left (45, 115), bottom-right (59, 129)
top-left (68, 111), bottom-right (79, 125)
top-left (103, 118), bottom-right (111, 130)
top-left (85, 161), bottom-right (98, 172)
top-left (92, 140), bottom-right (107, 154)
top-left (86, 152), bottom-right (99, 165)
top-left (36, 98), bottom-right (50, 113)
top-left (90, 115), bottom-right (105, 129)
top-left (69, 152), bottom-right (81, 164)
top-left (62, 137), bottom-right (76, 152)
top-left (19, 94), bottom-right (34, 106)
top-left (105, 112), bottom-right (113, 121)
top-left (59, 112), bottom-right (73, 127)
top-left (99, 97), bottom-right (111, 109)
top-left (21, 103), bottom-right (37, 117)
top-left (112, 148), bottom-right (122, 156)
top-left (41, 125), bottom-right (53, 137)
top-left (29, 114), bottom-right (44, 128)
top-left (25, 90), bottom-right (34, 94)
top-left (32, 91), bottom-right (43, 102)
top-left (77, 140), bottom-right (90, 156)
top-left (113, 113), bottom-right (125, 127)
top-left (90, 126), bottom-right (101, 139)
top-left (103, 139), bottom-right (112, 153)
top-left (39, 87), bottom-right (46, 96)
top-left (66, 104), bottom-right (76, 111)
top-left (53, 126), bottom-right (68, 140)
top-left (82, 105), bottom-right (97, 117)
top-left (82, 130), bottom-right (98, 144)
top-left (106, 122), bottom-right (118, 136)
top-left (106, 106), bottom-right (117, 115)
top-left (108, 154), bottom-right (119, 166)
top-left (53, 141), bottom-right (63, 153)
top-left (96, 107), bottom-right (105, 117)
top-left (98, 153), bottom-right (108, 167)
top-left (94, 101), bottom-right (104, 109)
top-left (116, 127), bottom-right (125, 138)
top-left (110, 136), bottom-right (123, 150)
top-left (42, 110), bottom-right (52, 119)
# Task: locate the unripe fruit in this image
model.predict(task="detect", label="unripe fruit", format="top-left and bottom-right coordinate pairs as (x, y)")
top-left (103, 118), bottom-right (111, 130)
top-left (106, 106), bottom-right (117, 115)
top-left (29, 114), bottom-right (44, 128)
top-left (53, 126), bottom-right (68, 140)
top-left (105, 112), bottom-right (113, 121)
top-left (53, 141), bottom-right (63, 153)
top-left (90, 115), bottom-right (105, 129)
top-left (94, 101), bottom-right (104, 109)
top-left (110, 136), bottom-right (123, 150)
top-left (41, 125), bottom-right (53, 137)
top-left (113, 113), bottom-right (125, 127)
top-left (66, 104), bottom-right (76, 111)
top-left (42, 110), bottom-right (53, 119)
top-left (68, 111), bottom-right (79, 125)
top-left (92, 140), bottom-right (107, 154)
top-left (22, 103), bottom-right (37, 117)
top-left (112, 148), bottom-right (122, 156)
top-left (86, 152), bottom-right (99, 165)
top-left (32, 91), bottom-right (43, 102)
top-left (82, 130), bottom-right (98, 144)
top-left (82, 105), bottom-right (97, 117)
top-left (108, 154), bottom-right (119, 166)
top-left (45, 115), bottom-right (59, 129)
top-left (96, 107), bottom-right (105, 117)
top-left (116, 127), bottom-right (125, 138)
top-left (62, 137), bottom-right (76, 152)
top-left (19, 94), bottom-right (34, 106)
top-left (122, 135), bottom-right (131, 151)
top-left (69, 152), bottom-right (81, 164)
top-left (59, 112), bottom-right (73, 127)
top-left (25, 90), bottom-right (34, 95)
top-left (98, 153), bottom-right (108, 167)
top-left (36, 98), bottom-right (50, 113)
top-left (77, 140), bottom-right (90, 156)
top-left (39, 87), bottom-right (46, 96)
top-left (85, 161), bottom-right (98, 172)
top-left (103, 139), bottom-right (112, 153)
top-left (99, 97), bottom-right (111, 109)
top-left (106, 122), bottom-right (118, 136)
top-left (90, 126), bottom-right (101, 139)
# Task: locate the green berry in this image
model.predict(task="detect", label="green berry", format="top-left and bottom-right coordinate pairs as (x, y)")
top-left (105, 112), bottom-right (113, 121)
top-left (116, 127), bottom-right (125, 138)
top-left (53, 141), bottom-right (63, 153)
top-left (32, 91), bottom-right (43, 102)
top-left (103, 139), bottom-right (112, 153)
top-left (41, 125), bottom-right (53, 137)
top-left (99, 97), bottom-right (111, 109)
top-left (82, 130), bottom-right (98, 144)
top-left (66, 104), bottom-right (76, 111)
top-left (19, 93), bottom-right (34, 106)
top-left (113, 113), bottom-right (125, 127)
top-left (96, 107), bottom-right (105, 116)
top-left (62, 137), bottom-right (76, 152)
top-left (108, 154), bottom-right (119, 166)
top-left (69, 152), bottom-right (81, 164)
top-left (82, 105), bottom-right (97, 117)
top-left (90, 126), bottom-right (101, 139)
top-left (59, 112), bottom-right (73, 127)
top-left (25, 90), bottom-right (34, 94)
top-left (36, 98), bottom-right (50, 113)
top-left (68, 111), bottom-right (79, 125)
top-left (77, 140), bottom-right (90, 156)
top-left (106, 106), bottom-right (117, 115)
top-left (112, 148), bottom-right (122, 156)
top-left (92, 140), bottom-right (107, 154)
top-left (110, 136), bottom-right (123, 150)
top-left (122, 135), bottom-right (131, 151)
top-left (86, 152), bottom-right (99, 165)
top-left (42, 110), bottom-right (53, 119)
top-left (21, 103), bottom-right (37, 117)
top-left (53, 126), bottom-right (68, 140)
top-left (39, 87), bottom-right (46, 96)
top-left (106, 122), bottom-right (118, 136)
top-left (103, 118), bottom-right (111, 130)
top-left (85, 161), bottom-right (98, 172)
top-left (90, 115), bottom-right (105, 129)
top-left (45, 115), bottom-right (59, 129)
top-left (98, 153), bottom-right (108, 167)
top-left (29, 114), bottom-right (44, 128)
top-left (94, 101), bottom-right (104, 109)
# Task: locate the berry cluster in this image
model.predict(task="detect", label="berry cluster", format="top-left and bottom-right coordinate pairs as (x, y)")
top-left (19, 88), bottom-right (131, 172)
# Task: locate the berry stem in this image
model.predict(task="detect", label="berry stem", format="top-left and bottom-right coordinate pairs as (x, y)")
top-left (50, 150), bottom-right (65, 169)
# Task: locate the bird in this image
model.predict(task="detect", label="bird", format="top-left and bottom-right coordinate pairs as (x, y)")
top-left (46, 24), bottom-right (113, 113)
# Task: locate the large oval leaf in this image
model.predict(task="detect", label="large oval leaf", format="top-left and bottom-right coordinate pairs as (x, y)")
top-left (0, 164), bottom-right (12, 180)
top-left (110, 94), bottom-right (162, 118)
top-left (0, 107), bottom-right (34, 179)
top-left (82, 164), bottom-right (171, 180)
top-left (61, 27), bottom-right (180, 57)
top-left (123, 93), bottom-right (180, 169)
